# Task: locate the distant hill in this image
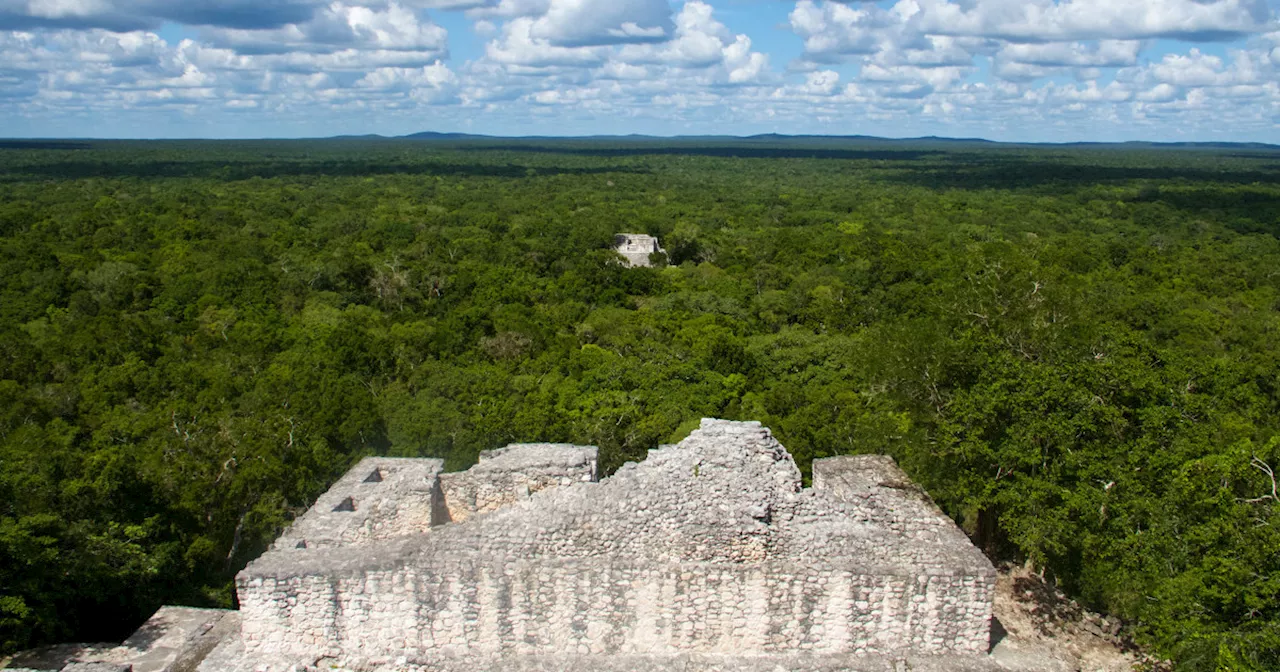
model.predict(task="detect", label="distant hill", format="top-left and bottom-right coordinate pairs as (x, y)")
top-left (1062, 140), bottom-right (1280, 150)
top-left (391, 132), bottom-right (1278, 150)
top-left (402, 131), bottom-right (491, 140)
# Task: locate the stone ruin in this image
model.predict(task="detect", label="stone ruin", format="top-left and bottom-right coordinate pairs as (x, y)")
top-left (613, 233), bottom-right (665, 267)
top-left (7, 419), bottom-right (1020, 672)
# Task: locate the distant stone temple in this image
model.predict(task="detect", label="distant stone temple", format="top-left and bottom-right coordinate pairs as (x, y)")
top-left (613, 233), bottom-right (664, 267)
top-left (8, 420), bottom-right (1015, 672)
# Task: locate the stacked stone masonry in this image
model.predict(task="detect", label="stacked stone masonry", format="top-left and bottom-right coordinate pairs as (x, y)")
top-left (438, 444), bottom-right (598, 523)
top-left (234, 419), bottom-right (996, 669)
top-left (272, 458), bottom-right (446, 550)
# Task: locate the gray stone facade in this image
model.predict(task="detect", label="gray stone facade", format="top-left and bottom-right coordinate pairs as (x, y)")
top-left (233, 419), bottom-right (995, 669)
top-left (613, 233), bottom-right (664, 267)
top-left (7, 419), bottom-right (1009, 672)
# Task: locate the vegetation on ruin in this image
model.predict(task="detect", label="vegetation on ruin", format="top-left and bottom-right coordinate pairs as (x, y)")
top-left (0, 138), bottom-right (1278, 670)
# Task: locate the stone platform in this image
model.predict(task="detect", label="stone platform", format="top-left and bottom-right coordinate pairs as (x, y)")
top-left (9, 419), bottom-right (1029, 672)
top-left (233, 419), bottom-right (995, 669)
top-left (4, 607), bottom-right (238, 672)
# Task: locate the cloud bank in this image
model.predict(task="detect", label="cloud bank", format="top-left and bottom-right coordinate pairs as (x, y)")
top-left (1, 0), bottom-right (1277, 140)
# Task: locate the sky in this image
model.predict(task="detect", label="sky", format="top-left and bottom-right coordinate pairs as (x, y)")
top-left (0, 0), bottom-right (1278, 141)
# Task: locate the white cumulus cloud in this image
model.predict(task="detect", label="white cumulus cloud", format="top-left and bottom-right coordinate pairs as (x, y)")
top-left (528, 0), bottom-right (672, 46)
top-left (914, 0), bottom-right (1273, 42)
top-left (201, 2), bottom-right (448, 57)
top-left (0, 0), bottom-right (1278, 141)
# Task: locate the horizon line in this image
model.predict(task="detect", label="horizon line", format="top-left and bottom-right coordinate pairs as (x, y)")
top-left (2, 132), bottom-right (1278, 149)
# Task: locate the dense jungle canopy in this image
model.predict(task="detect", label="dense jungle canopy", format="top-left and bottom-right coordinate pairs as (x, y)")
top-left (0, 138), bottom-right (1278, 670)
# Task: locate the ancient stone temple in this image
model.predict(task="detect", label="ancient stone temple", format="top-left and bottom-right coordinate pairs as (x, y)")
top-left (8, 420), bottom-right (1013, 672)
top-left (613, 233), bottom-right (664, 267)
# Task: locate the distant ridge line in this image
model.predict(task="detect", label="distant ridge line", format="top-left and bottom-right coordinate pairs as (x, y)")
top-left (0, 134), bottom-right (1275, 150)
top-left (394, 131), bottom-right (1279, 150)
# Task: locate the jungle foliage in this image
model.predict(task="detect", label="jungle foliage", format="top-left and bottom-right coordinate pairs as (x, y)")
top-left (1, 138), bottom-right (1278, 669)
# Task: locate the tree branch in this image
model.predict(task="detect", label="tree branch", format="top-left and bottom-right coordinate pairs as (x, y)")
top-left (1245, 456), bottom-right (1277, 503)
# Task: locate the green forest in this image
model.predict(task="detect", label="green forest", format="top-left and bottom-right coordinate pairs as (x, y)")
top-left (1, 138), bottom-right (1278, 670)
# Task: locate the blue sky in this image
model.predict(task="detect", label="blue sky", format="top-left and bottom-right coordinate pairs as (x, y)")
top-left (1, 0), bottom-right (1277, 141)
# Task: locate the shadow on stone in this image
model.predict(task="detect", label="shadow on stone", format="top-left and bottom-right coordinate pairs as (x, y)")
top-left (989, 616), bottom-right (1008, 653)
top-left (119, 617), bottom-right (167, 652)
top-left (332, 496), bottom-right (356, 512)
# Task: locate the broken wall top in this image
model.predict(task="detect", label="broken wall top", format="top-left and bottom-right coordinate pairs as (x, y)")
top-left (402, 419), bottom-right (992, 576)
top-left (475, 443), bottom-right (599, 473)
top-left (613, 233), bottom-right (662, 251)
top-left (246, 420), bottom-right (991, 580)
top-left (244, 444), bottom-right (599, 578)
top-left (273, 457), bottom-right (444, 550)
top-left (439, 443), bottom-right (599, 523)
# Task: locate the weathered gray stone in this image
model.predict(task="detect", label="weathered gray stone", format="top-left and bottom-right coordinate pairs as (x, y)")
top-left (28, 419), bottom-right (1010, 672)
top-left (272, 457), bottom-right (446, 551)
top-left (234, 420), bottom-right (995, 669)
top-left (3, 601), bottom-right (240, 671)
top-left (613, 233), bottom-right (664, 267)
top-left (114, 606), bottom-right (239, 672)
top-left (4, 644), bottom-right (117, 672)
top-left (206, 651), bottom-right (1019, 672)
top-left (439, 443), bottom-right (597, 523)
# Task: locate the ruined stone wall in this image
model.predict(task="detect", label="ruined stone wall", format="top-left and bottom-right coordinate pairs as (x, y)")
top-left (238, 557), bottom-right (991, 662)
top-left (613, 234), bottom-right (664, 268)
top-left (438, 444), bottom-right (597, 523)
top-left (273, 458), bottom-right (445, 550)
top-left (237, 421), bottom-right (994, 665)
top-left (24, 422), bottom-right (1001, 672)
